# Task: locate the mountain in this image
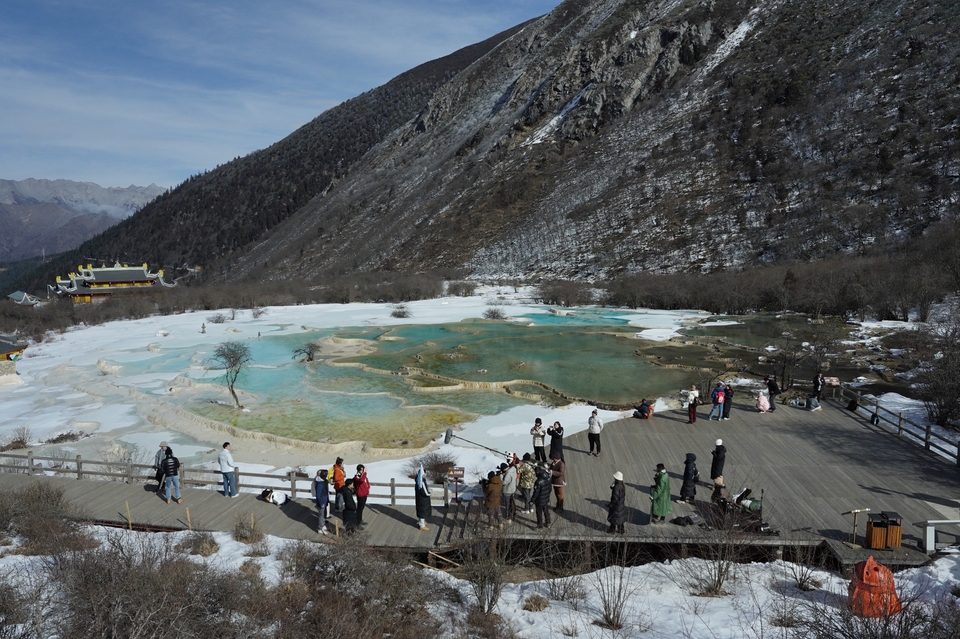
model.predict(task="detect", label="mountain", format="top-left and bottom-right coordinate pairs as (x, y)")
top-left (10, 0), bottom-right (960, 291)
top-left (0, 179), bottom-right (165, 262)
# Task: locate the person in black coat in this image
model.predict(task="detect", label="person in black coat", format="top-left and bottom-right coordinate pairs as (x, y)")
top-left (765, 376), bottom-right (781, 411)
top-left (531, 464), bottom-right (553, 529)
top-left (339, 478), bottom-right (358, 532)
top-left (607, 471), bottom-right (627, 534)
top-left (547, 421), bottom-right (564, 461)
top-left (721, 385), bottom-right (734, 420)
top-left (679, 453), bottom-right (700, 503)
top-left (710, 439), bottom-right (726, 480)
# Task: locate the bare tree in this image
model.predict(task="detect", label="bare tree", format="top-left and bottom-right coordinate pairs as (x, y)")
top-left (291, 341), bottom-right (321, 363)
top-left (209, 341), bottom-right (252, 408)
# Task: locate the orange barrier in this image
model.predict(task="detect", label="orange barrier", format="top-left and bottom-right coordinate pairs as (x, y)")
top-left (848, 556), bottom-right (901, 618)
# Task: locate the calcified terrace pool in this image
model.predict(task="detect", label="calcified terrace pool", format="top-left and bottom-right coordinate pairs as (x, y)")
top-left (95, 309), bottom-right (848, 448)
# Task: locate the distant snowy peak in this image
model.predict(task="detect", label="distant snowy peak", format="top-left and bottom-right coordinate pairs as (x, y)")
top-left (0, 178), bottom-right (166, 219)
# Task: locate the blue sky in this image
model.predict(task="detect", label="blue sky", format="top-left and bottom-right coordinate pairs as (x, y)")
top-left (0, 0), bottom-right (558, 189)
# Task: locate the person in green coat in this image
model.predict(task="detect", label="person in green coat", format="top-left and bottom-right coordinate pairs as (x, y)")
top-left (650, 463), bottom-right (672, 523)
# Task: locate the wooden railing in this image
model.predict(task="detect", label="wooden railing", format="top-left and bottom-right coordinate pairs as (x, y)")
top-left (0, 451), bottom-right (451, 506)
top-left (837, 386), bottom-right (960, 466)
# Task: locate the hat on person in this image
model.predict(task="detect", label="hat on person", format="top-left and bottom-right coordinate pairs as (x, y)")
top-left (160, 441), bottom-right (168, 447)
top-left (715, 439), bottom-right (723, 446)
top-left (613, 471), bottom-right (624, 481)
top-left (499, 462), bottom-right (508, 471)
top-left (655, 463), bottom-right (665, 471)
top-left (592, 409), bottom-right (598, 414)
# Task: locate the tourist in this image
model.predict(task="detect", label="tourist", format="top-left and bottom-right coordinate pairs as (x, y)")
top-left (330, 457), bottom-right (346, 511)
top-left (679, 453), bottom-right (699, 504)
top-left (686, 384), bottom-right (700, 423)
top-left (756, 392), bottom-right (770, 412)
top-left (711, 476), bottom-right (732, 505)
top-left (260, 488), bottom-right (288, 505)
top-left (153, 441), bottom-right (169, 493)
top-left (550, 455), bottom-right (566, 514)
top-left (532, 463), bottom-right (553, 529)
top-left (354, 464), bottom-right (370, 526)
top-left (813, 371), bottom-right (826, 400)
top-left (722, 384), bottom-right (734, 420)
top-left (649, 463), bottom-right (671, 523)
top-left (765, 376), bottom-right (781, 411)
top-left (707, 383), bottom-right (725, 421)
top-left (547, 421), bottom-right (565, 462)
top-left (310, 468), bottom-right (330, 535)
top-left (710, 439), bottom-right (727, 480)
top-left (517, 453), bottom-right (537, 513)
top-left (218, 442), bottom-right (237, 497)
top-left (587, 409), bottom-right (603, 456)
top-left (160, 447), bottom-right (182, 505)
top-left (531, 418), bottom-right (547, 462)
top-left (415, 464), bottom-right (432, 531)
top-left (607, 471), bottom-right (626, 534)
top-left (633, 399), bottom-right (654, 419)
top-left (482, 470), bottom-right (503, 528)
top-left (339, 478), bottom-right (358, 532)
top-left (499, 462), bottom-right (517, 523)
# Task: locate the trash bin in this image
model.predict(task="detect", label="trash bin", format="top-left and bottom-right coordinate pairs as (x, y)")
top-left (882, 511), bottom-right (903, 549)
top-left (865, 514), bottom-right (887, 549)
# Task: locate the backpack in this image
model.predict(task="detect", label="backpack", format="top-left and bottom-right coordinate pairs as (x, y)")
top-left (715, 390), bottom-right (725, 404)
top-left (846, 399), bottom-right (859, 412)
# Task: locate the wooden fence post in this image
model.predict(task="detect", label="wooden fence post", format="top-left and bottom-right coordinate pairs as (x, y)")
top-left (27, 451), bottom-right (34, 475)
top-left (391, 477), bottom-right (396, 507)
top-left (925, 423), bottom-right (932, 451)
top-left (289, 471), bottom-right (297, 499)
top-left (126, 459), bottom-right (133, 484)
top-left (443, 478), bottom-right (450, 507)
top-left (234, 468), bottom-right (241, 494)
top-left (76, 454), bottom-right (83, 480)
top-left (898, 412), bottom-right (904, 436)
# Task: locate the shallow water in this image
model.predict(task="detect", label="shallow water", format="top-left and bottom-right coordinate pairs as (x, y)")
top-left (84, 309), bottom-right (866, 447)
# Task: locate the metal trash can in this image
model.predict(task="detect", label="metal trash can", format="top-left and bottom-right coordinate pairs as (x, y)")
top-left (882, 511), bottom-right (903, 549)
top-left (865, 514), bottom-right (887, 550)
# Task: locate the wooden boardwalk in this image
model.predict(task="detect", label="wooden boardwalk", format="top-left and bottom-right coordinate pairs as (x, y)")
top-left (2, 398), bottom-right (958, 565)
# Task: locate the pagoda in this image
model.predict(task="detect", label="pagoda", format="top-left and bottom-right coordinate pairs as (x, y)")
top-left (49, 262), bottom-right (176, 304)
top-left (0, 334), bottom-right (26, 384)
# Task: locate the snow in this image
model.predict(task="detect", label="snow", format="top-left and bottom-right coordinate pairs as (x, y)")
top-left (1, 524), bottom-right (957, 638)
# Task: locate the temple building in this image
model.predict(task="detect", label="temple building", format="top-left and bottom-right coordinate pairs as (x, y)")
top-left (7, 291), bottom-right (40, 306)
top-left (0, 334), bottom-right (26, 385)
top-left (49, 262), bottom-right (176, 304)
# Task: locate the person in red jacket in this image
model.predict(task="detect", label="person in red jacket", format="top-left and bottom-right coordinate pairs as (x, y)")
top-left (354, 464), bottom-right (370, 526)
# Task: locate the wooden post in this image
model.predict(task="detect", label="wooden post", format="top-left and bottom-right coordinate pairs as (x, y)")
top-left (289, 470), bottom-right (297, 499)
top-left (443, 478), bottom-right (450, 507)
top-left (76, 454), bottom-right (83, 480)
top-left (391, 477), bottom-right (397, 507)
top-left (126, 459), bottom-right (133, 484)
top-left (925, 423), bottom-right (932, 451)
top-left (27, 451), bottom-right (34, 475)
top-left (898, 412), bottom-right (904, 436)
top-left (125, 501), bottom-right (132, 530)
top-left (234, 468), bottom-right (241, 494)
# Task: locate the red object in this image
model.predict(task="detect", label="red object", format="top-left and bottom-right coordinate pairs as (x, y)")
top-left (848, 556), bottom-right (901, 618)
top-left (354, 471), bottom-right (370, 498)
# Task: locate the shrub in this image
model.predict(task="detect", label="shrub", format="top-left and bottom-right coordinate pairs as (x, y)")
top-left (403, 450), bottom-right (458, 483)
top-left (483, 307), bottom-right (507, 320)
top-left (250, 307), bottom-right (267, 319)
top-left (522, 593), bottom-right (549, 612)
top-left (207, 312), bottom-right (228, 324)
top-left (391, 303), bottom-right (411, 318)
top-left (0, 482), bottom-right (95, 555)
top-left (447, 281), bottom-right (477, 297)
top-left (233, 511), bottom-right (264, 544)
top-left (175, 530), bottom-right (219, 557)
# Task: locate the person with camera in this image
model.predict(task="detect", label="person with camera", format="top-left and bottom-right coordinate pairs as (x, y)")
top-left (530, 418), bottom-right (547, 462)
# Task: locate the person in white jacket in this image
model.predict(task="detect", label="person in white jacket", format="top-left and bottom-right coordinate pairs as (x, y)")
top-left (587, 409), bottom-right (604, 457)
top-left (218, 442), bottom-right (237, 497)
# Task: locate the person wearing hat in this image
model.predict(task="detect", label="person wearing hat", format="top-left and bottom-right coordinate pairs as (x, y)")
top-left (499, 461), bottom-right (517, 523)
top-left (650, 463), bottom-right (672, 523)
top-left (607, 471), bottom-right (627, 534)
top-left (310, 468), bottom-right (330, 535)
top-left (708, 383), bottom-right (726, 421)
top-left (531, 418), bottom-right (547, 462)
top-left (153, 441), bottom-right (169, 493)
top-left (547, 421), bottom-right (565, 462)
top-left (330, 457), bottom-right (346, 511)
top-left (686, 384), bottom-right (700, 423)
top-left (531, 462), bottom-right (553, 529)
top-left (587, 409), bottom-right (604, 457)
top-left (710, 439), bottom-right (726, 481)
top-left (679, 453), bottom-right (700, 504)
top-left (482, 470), bottom-right (503, 528)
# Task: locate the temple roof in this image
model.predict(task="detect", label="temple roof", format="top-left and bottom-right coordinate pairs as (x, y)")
top-left (7, 291), bottom-right (40, 306)
top-left (0, 334), bottom-right (27, 357)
